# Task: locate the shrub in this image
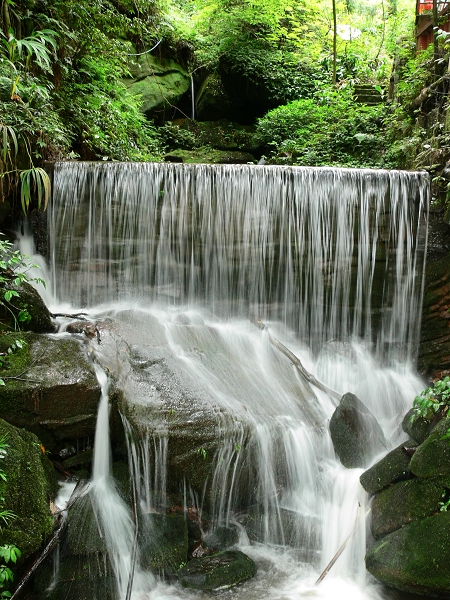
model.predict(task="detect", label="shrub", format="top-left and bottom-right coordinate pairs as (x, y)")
top-left (254, 86), bottom-right (388, 167)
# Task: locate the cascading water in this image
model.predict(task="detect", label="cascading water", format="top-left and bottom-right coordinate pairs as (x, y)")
top-left (46, 162), bottom-right (429, 600)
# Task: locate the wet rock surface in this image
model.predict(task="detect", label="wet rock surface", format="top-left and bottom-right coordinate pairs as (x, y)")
top-left (359, 439), bottom-right (417, 494)
top-left (371, 477), bottom-right (449, 539)
top-left (0, 332), bottom-right (101, 450)
top-left (410, 417), bottom-right (450, 478)
top-left (418, 212), bottom-right (450, 379)
top-left (402, 408), bottom-right (431, 445)
top-left (366, 511), bottom-right (450, 598)
top-left (329, 392), bottom-right (387, 468)
top-left (139, 513), bottom-right (188, 576)
top-left (178, 549), bottom-right (257, 591)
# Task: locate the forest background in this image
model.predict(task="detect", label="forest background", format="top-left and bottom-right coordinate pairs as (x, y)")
top-left (0, 0), bottom-right (448, 219)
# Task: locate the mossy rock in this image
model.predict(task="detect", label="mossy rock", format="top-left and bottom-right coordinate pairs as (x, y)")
top-left (139, 513), bottom-right (188, 576)
top-left (0, 419), bottom-right (55, 558)
top-left (204, 525), bottom-right (239, 551)
top-left (359, 440), bottom-right (418, 494)
top-left (0, 333), bottom-right (101, 450)
top-left (124, 55), bottom-right (190, 120)
top-left (63, 448), bottom-right (93, 469)
top-left (366, 511), bottom-right (450, 597)
top-left (410, 417), bottom-right (450, 478)
top-left (67, 493), bottom-right (108, 555)
top-left (245, 505), bottom-right (319, 556)
top-left (111, 460), bottom-right (131, 502)
top-left (34, 553), bottom-right (115, 599)
top-left (0, 281), bottom-right (54, 333)
top-left (402, 408), bottom-right (431, 445)
top-left (371, 477), bottom-right (450, 539)
top-left (169, 119), bottom-right (258, 152)
top-left (178, 549), bottom-right (257, 591)
top-left (329, 393), bottom-right (387, 468)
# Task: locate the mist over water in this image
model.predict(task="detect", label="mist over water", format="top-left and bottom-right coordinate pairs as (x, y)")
top-left (47, 162), bottom-right (429, 599)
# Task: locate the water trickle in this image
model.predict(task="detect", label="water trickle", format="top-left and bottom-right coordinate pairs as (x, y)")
top-left (47, 162), bottom-right (429, 600)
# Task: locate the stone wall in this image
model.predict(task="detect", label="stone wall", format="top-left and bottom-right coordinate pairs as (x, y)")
top-left (418, 207), bottom-right (450, 379)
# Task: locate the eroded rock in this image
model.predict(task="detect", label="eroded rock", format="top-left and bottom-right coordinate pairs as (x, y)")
top-left (329, 392), bottom-right (386, 468)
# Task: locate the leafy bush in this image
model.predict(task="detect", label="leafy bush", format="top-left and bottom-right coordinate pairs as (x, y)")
top-left (254, 86), bottom-right (387, 167)
top-left (412, 377), bottom-right (450, 423)
top-left (0, 234), bottom-right (45, 333)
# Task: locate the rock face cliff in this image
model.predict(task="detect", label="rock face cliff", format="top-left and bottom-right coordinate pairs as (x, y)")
top-left (419, 208), bottom-right (450, 379)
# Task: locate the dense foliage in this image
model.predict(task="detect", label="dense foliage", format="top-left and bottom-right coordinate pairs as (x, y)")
top-left (255, 86), bottom-right (389, 167)
top-left (0, 0), bottom-right (449, 212)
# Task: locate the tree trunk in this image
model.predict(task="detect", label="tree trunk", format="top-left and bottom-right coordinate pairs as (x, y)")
top-left (433, 0), bottom-right (440, 78)
top-left (332, 0), bottom-right (337, 84)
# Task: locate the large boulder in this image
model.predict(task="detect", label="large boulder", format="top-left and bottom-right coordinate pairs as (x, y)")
top-left (124, 55), bottom-right (190, 122)
top-left (410, 417), bottom-right (450, 478)
top-left (359, 439), bottom-right (417, 494)
top-left (366, 511), bottom-right (450, 597)
top-left (0, 332), bottom-right (101, 450)
top-left (371, 477), bottom-right (450, 539)
top-left (36, 555), bottom-right (116, 600)
top-left (0, 419), bottom-right (55, 558)
top-left (0, 280), bottom-right (54, 332)
top-left (401, 408), bottom-right (430, 445)
top-left (140, 513), bottom-right (188, 576)
top-left (178, 550), bottom-right (257, 591)
top-left (329, 392), bottom-right (386, 468)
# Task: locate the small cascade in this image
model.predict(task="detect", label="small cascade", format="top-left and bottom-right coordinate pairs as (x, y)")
top-left (46, 162), bottom-right (429, 600)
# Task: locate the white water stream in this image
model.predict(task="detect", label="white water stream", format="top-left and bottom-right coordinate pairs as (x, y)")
top-left (44, 162), bottom-right (429, 600)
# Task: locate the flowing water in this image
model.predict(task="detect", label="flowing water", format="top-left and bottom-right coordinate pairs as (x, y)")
top-left (46, 162), bottom-right (429, 600)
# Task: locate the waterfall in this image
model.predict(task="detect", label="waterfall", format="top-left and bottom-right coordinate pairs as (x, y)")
top-left (47, 162), bottom-right (429, 600)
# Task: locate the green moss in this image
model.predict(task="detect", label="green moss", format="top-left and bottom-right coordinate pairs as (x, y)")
top-left (366, 511), bottom-right (450, 596)
top-left (67, 494), bottom-right (108, 555)
top-left (360, 440), bottom-right (418, 493)
top-left (0, 419), bottom-right (55, 558)
top-left (140, 513), bottom-right (188, 576)
top-left (371, 477), bottom-right (450, 539)
top-left (410, 418), bottom-right (450, 478)
top-left (0, 332), bottom-right (32, 379)
top-left (0, 334), bottom-right (101, 450)
top-left (178, 550), bottom-right (257, 591)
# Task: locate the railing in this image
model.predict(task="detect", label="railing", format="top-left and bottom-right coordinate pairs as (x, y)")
top-left (417, 0), bottom-right (450, 14)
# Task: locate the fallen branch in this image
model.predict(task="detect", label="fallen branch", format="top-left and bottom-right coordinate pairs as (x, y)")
top-left (125, 472), bottom-right (139, 600)
top-left (315, 502), bottom-right (362, 585)
top-left (10, 481), bottom-right (88, 599)
top-left (256, 320), bottom-right (341, 406)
